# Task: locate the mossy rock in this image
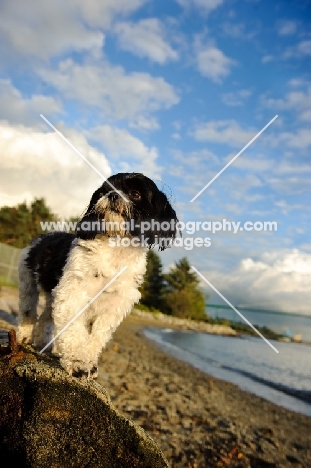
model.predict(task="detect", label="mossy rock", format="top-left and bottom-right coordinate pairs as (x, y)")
top-left (0, 339), bottom-right (169, 468)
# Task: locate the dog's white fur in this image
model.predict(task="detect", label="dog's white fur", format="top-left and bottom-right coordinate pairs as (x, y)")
top-left (18, 236), bottom-right (147, 376)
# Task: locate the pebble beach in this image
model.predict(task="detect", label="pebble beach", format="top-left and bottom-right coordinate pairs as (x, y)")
top-left (97, 314), bottom-right (311, 468)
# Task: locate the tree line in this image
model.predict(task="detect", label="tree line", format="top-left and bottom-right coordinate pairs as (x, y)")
top-left (0, 198), bottom-right (208, 320)
top-left (139, 250), bottom-right (208, 321)
top-left (0, 198), bottom-right (56, 248)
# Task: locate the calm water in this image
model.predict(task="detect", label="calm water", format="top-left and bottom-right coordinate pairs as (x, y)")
top-left (207, 308), bottom-right (311, 342)
top-left (144, 327), bottom-right (311, 417)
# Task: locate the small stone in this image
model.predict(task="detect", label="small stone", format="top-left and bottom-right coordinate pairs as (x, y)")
top-left (286, 454), bottom-right (301, 464)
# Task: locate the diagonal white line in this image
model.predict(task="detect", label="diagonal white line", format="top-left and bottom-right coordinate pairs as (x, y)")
top-left (39, 266), bottom-right (128, 353)
top-left (40, 114), bottom-right (129, 202)
top-left (191, 266), bottom-right (279, 354)
top-left (190, 115), bottom-right (278, 202)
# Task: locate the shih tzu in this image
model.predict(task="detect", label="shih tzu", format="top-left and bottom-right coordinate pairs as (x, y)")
top-left (17, 173), bottom-right (178, 378)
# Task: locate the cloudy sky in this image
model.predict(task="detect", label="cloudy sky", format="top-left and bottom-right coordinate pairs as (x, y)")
top-left (0, 0), bottom-right (310, 314)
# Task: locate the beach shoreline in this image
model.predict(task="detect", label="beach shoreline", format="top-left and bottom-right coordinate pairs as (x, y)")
top-left (98, 314), bottom-right (311, 467)
top-left (0, 287), bottom-right (310, 467)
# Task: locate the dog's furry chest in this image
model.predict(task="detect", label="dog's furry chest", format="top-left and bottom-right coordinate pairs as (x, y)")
top-left (63, 237), bottom-right (148, 296)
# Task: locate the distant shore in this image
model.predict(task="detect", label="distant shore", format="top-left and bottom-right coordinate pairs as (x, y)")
top-left (132, 308), bottom-right (305, 344)
top-left (98, 314), bottom-right (311, 467)
top-left (132, 308), bottom-right (238, 336)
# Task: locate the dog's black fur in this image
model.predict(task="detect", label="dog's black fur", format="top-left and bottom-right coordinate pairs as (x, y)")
top-left (77, 172), bottom-right (178, 244)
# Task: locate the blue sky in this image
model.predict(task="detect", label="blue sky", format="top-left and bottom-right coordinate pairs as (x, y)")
top-left (0, 0), bottom-right (310, 314)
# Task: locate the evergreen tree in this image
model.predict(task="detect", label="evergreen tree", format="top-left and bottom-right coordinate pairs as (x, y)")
top-left (140, 250), bottom-right (165, 310)
top-left (164, 257), bottom-right (200, 292)
top-left (0, 198), bottom-right (56, 248)
top-left (163, 257), bottom-right (207, 321)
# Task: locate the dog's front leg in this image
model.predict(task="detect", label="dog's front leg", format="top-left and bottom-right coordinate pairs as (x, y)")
top-left (85, 290), bottom-right (141, 376)
top-left (51, 244), bottom-right (104, 376)
top-left (52, 281), bottom-right (95, 376)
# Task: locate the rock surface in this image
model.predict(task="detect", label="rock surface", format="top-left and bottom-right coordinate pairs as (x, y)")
top-left (0, 332), bottom-right (168, 468)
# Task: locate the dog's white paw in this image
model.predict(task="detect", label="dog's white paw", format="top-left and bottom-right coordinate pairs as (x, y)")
top-left (17, 323), bottom-right (35, 345)
top-left (60, 358), bottom-right (98, 379)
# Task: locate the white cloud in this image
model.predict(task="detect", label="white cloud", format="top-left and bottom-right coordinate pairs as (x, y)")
top-left (262, 55), bottom-right (274, 64)
top-left (176, 0), bottom-right (223, 14)
top-left (0, 79), bottom-right (62, 126)
top-left (274, 199), bottom-right (310, 216)
top-left (173, 148), bottom-right (219, 166)
top-left (278, 160), bottom-right (311, 175)
top-left (261, 41), bottom-right (311, 65)
top-left (283, 40), bottom-right (311, 60)
top-left (221, 22), bottom-right (255, 39)
top-left (266, 173), bottom-right (310, 198)
top-left (0, 0), bottom-right (147, 61)
top-left (168, 148), bottom-right (220, 189)
top-left (232, 153), bottom-right (273, 172)
top-left (261, 85), bottom-right (311, 121)
top-left (220, 173), bottom-right (262, 202)
top-left (0, 121), bottom-right (111, 217)
top-left (195, 43), bottom-right (236, 82)
top-left (222, 89), bottom-right (252, 106)
top-left (288, 78), bottom-right (309, 88)
top-left (277, 20), bottom-right (298, 36)
top-left (38, 59), bottom-right (179, 125)
top-left (203, 249), bottom-right (311, 314)
top-left (278, 129), bottom-right (311, 149)
top-left (265, 128), bottom-right (311, 150)
top-left (129, 116), bottom-right (160, 131)
top-left (193, 28), bottom-right (237, 84)
top-left (193, 120), bottom-right (254, 147)
top-left (0, 1), bottom-right (102, 61)
top-left (72, 0), bottom-right (148, 29)
top-left (115, 18), bottom-right (178, 64)
top-left (86, 125), bottom-right (161, 178)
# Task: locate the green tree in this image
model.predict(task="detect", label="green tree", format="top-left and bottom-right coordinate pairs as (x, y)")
top-left (140, 250), bottom-right (165, 310)
top-left (29, 198), bottom-right (56, 240)
top-left (0, 198), bottom-right (56, 248)
top-left (163, 257), bottom-right (207, 321)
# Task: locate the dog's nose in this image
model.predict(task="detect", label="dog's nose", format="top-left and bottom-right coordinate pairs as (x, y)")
top-left (107, 191), bottom-right (119, 202)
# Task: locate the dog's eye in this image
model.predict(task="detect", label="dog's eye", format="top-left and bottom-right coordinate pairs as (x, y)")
top-left (129, 190), bottom-right (141, 200)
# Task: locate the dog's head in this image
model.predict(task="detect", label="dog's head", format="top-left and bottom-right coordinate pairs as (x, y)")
top-left (76, 173), bottom-right (178, 250)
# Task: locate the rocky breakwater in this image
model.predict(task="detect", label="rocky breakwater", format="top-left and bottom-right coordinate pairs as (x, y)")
top-left (132, 309), bottom-right (237, 336)
top-left (0, 330), bottom-right (168, 468)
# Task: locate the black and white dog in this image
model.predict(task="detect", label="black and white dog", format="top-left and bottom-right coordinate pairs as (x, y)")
top-left (17, 173), bottom-right (178, 377)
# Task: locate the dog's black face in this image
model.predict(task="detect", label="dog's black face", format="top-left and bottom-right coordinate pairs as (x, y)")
top-left (76, 173), bottom-right (178, 250)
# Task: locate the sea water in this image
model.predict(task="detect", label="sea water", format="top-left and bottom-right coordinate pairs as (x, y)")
top-left (144, 327), bottom-right (311, 417)
top-left (206, 308), bottom-right (311, 342)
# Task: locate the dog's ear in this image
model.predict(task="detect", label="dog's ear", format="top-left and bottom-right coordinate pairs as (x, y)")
top-left (76, 187), bottom-right (104, 240)
top-left (149, 191), bottom-right (179, 251)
